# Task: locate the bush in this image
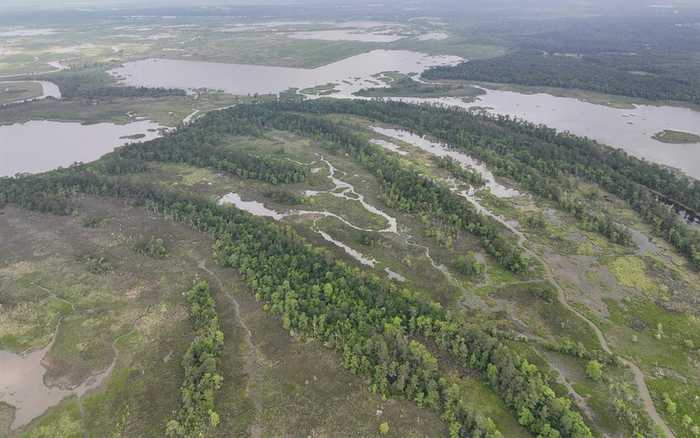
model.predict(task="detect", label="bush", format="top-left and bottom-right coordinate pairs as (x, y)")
top-left (454, 252), bottom-right (484, 277)
top-left (134, 236), bottom-right (168, 259)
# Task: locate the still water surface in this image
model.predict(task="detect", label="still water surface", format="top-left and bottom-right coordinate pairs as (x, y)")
top-left (109, 50), bottom-right (462, 96)
top-left (0, 120), bottom-right (163, 177)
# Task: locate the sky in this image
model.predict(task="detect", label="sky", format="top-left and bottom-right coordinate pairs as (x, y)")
top-left (0, 0), bottom-right (691, 14)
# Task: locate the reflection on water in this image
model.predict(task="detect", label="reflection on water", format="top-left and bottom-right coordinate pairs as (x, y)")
top-left (109, 50), bottom-right (461, 96)
top-left (0, 120), bottom-right (163, 177)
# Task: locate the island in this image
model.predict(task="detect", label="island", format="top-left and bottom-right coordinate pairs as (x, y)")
top-left (652, 129), bottom-right (700, 144)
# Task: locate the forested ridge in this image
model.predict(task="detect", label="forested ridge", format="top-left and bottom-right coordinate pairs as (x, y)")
top-left (114, 125), bottom-right (308, 184)
top-left (166, 280), bottom-right (224, 437)
top-left (0, 168), bottom-right (592, 438)
top-left (260, 99), bottom-right (700, 268)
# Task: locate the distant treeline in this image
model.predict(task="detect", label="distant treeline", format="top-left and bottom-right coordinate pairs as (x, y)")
top-left (31, 69), bottom-right (185, 100)
top-left (423, 50), bottom-right (700, 105)
top-left (425, 13), bottom-right (700, 105)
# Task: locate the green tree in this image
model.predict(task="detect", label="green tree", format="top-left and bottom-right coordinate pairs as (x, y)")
top-left (585, 360), bottom-right (603, 382)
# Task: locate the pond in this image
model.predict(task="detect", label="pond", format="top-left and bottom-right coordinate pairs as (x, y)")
top-left (0, 326), bottom-right (115, 430)
top-left (0, 120), bottom-right (163, 177)
top-left (109, 50), bottom-right (462, 96)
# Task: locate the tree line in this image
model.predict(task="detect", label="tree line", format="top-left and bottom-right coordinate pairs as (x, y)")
top-left (166, 280), bottom-right (224, 437)
top-left (423, 50), bottom-right (700, 105)
top-left (114, 123), bottom-right (308, 184)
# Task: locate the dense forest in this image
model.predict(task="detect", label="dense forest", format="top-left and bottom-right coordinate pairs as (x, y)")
top-left (423, 50), bottom-right (700, 105)
top-left (114, 125), bottom-right (308, 184)
top-left (30, 69), bottom-right (185, 100)
top-left (426, 14), bottom-right (700, 105)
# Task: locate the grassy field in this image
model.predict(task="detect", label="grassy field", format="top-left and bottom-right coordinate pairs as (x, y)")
top-left (0, 81), bottom-right (42, 105)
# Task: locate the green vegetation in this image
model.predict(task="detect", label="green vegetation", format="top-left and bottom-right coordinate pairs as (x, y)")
top-left (0, 81), bottom-right (42, 105)
top-left (454, 252), bottom-right (484, 278)
top-left (278, 99), bottom-right (698, 267)
top-left (585, 360), bottom-right (602, 382)
top-left (424, 50), bottom-right (700, 105)
top-left (195, 104), bottom-right (527, 273)
top-left (134, 236), bottom-right (169, 259)
top-left (379, 421), bottom-right (390, 434)
top-left (114, 127), bottom-right (308, 184)
top-left (80, 254), bottom-right (114, 275)
top-left (355, 77), bottom-right (484, 99)
top-left (432, 156), bottom-right (484, 187)
top-left (653, 130), bottom-right (700, 144)
top-left (300, 83), bottom-right (338, 96)
top-left (1, 164), bottom-right (591, 437)
top-left (166, 280), bottom-right (224, 437)
top-left (608, 256), bottom-right (656, 294)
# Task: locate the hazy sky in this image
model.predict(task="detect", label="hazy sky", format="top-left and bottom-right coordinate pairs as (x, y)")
top-left (0, 0), bottom-right (690, 14)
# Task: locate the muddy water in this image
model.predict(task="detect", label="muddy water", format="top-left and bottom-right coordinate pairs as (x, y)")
top-left (109, 50), bottom-right (461, 96)
top-left (370, 126), bottom-right (520, 198)
top-left (0, 335), bottom-right (114, 430)
top-left (0, 120), bottom-right (164, 177)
